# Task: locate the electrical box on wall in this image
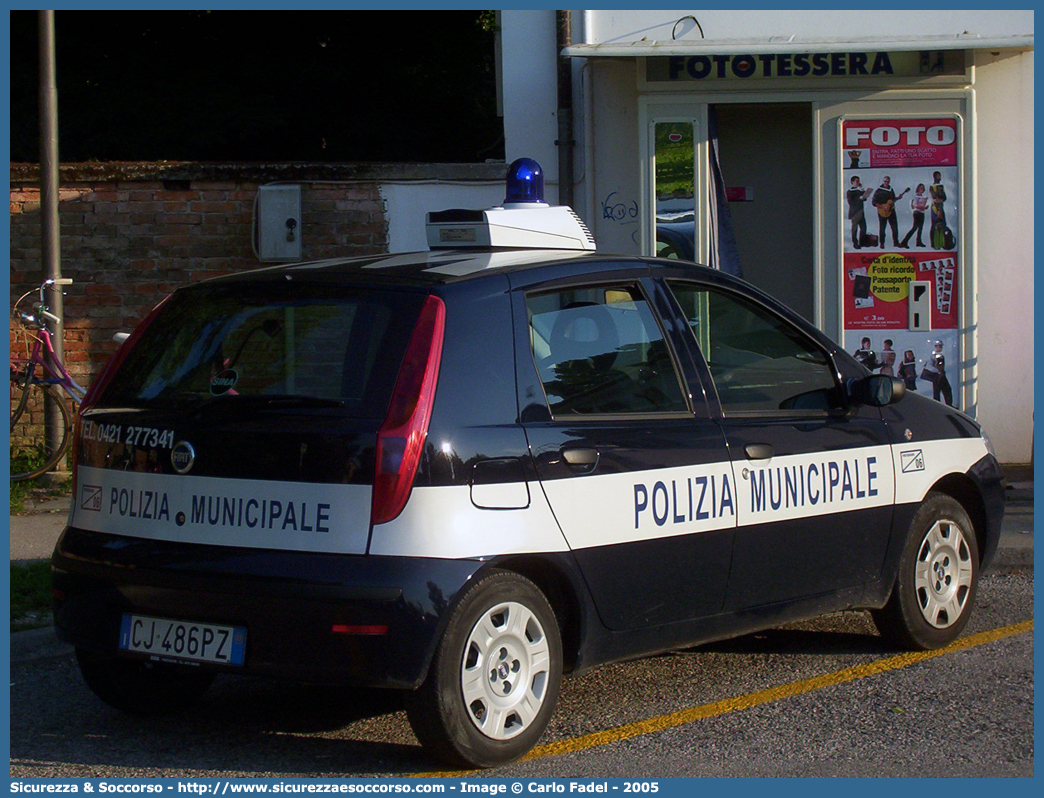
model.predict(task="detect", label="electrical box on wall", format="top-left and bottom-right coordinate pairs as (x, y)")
top-left (257, 185), bottom-right (302, 262)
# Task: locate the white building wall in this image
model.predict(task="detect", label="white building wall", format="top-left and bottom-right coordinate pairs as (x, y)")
top-left (585, 59), bottom-right (641, 254)
top-left (968, 50), bottom-right (1034, 464)
top-left (382, 182), bottom-right (503, 253)
top-left (500, 9), bottom-right (560, 201)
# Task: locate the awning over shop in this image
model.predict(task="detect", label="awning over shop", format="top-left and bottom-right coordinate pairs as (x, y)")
top-left (563, 33), bottom-right (1033, 58)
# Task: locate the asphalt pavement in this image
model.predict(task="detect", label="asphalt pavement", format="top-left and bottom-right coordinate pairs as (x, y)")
top-left (8, 468), bottom-right (1034, 664)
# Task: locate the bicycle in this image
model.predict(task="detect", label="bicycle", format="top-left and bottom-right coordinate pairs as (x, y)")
top-left (10, 278), bottom-right (87, 482)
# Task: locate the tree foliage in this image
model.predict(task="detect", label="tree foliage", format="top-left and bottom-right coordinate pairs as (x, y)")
top-left (10, 11), bottom-right (503, 163)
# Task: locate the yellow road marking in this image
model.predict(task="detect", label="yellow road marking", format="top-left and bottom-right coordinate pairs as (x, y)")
top-left (413, 620), bottom-right (1033, 777)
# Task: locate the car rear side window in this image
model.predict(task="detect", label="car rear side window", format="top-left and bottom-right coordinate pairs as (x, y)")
top-left (98, 284), bottom-right (425, 419)
top-left (668, 281), bottom-right (843, 415)
top-left (526, 284), bottom-right (687, 416)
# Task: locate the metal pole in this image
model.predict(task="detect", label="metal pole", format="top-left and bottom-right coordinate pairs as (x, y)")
top-left (555, 10), bottom-right (574, 208)
top-left (39, 9), bottom-right (65, 471)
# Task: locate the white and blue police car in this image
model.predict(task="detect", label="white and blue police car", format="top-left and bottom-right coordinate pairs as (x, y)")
top-left (53, 159), bottom-right (1005, 768)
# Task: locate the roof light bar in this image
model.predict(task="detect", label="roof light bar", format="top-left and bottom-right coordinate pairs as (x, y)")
top-left (425, 159), bottom-right (596, 251)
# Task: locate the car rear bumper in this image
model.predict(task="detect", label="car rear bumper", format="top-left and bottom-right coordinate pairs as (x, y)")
top-left (52, 527), bottom-right (483, 689)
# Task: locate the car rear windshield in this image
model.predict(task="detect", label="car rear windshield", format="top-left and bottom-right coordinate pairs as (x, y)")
top-left (97, 283), bottom-right (426, 419)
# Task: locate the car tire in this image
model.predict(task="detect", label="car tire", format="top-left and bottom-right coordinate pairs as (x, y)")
top-left (872, 493), bottom-right (979, 650)
top-left (405, 570), bottom-right (562, 768)
top-left (76, 648), bottom-right (216, 716)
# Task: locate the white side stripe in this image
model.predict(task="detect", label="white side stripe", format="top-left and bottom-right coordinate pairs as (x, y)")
top-left (542, 460), bottom-right (737, 551)
top-left (735, 445), bottom-right (894, 525)
top-left (891, 437), bottom-right (989, 505)
top-left (370, 484), bottom-right (570, 559)
top-left (68, 436), bottom-right (989, 559)
top-left (70, 466), bottom-right (372, 554)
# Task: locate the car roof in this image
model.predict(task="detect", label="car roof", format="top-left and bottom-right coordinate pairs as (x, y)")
top-left (199, 248), bottom-right (719, 290)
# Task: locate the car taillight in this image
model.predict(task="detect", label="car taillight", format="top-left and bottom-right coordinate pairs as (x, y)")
top-left (371, 295), bottom-right (446, 526)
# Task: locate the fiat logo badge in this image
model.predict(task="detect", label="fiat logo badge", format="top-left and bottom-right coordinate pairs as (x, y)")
top-left (171, 441), bottom-right (196, 474)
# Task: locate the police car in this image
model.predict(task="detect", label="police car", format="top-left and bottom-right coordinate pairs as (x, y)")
top-left (53, 159), bottom-right (1004, 768)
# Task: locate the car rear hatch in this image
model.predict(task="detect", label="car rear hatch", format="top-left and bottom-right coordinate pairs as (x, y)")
top-left (69, 278), bottom-right (431, 556)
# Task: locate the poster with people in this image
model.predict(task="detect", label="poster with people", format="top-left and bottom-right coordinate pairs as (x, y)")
top-left (841, 117), bottom-right (960, 406)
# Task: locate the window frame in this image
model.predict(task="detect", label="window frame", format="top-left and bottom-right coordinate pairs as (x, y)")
top-left (521, 278), bottom-right (695, 422)
top-left (96, 282), bottom-right (423, 419)
top-left (664, 279), bottom-right (849, 420)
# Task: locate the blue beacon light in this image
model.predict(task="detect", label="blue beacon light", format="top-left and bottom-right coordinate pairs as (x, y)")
top-left (503, 158), bottom-right (547, 205)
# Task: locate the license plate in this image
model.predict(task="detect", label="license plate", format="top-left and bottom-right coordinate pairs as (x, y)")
top-left (119, 614), bottom-right (246, 666)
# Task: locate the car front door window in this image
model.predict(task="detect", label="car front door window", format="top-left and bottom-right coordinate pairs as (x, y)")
top-left (667, 282), bottom-right (843, 415)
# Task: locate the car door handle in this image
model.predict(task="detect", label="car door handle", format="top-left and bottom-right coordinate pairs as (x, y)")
top-left (745, 443), bottom-right (774, 460)
top-left (562, 447), bottom-right (599, 471)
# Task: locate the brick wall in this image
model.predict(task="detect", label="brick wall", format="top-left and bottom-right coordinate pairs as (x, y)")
top-left (9, 162), bottom-right (410, 392)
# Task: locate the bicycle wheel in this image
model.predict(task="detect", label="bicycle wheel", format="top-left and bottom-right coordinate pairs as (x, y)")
top-left (10, 381), bottom-right (72, 482)
top-left (10, 366), bottom-right (33, 430)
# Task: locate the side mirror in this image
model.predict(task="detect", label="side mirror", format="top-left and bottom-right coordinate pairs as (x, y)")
top-left (849, 374), bottom-right (906, 407)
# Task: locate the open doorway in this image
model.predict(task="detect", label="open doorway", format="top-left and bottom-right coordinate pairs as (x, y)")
top-left (713, 103), bottom-right (814, 321)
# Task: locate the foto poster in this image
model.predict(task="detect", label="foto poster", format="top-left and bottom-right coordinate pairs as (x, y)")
top-left (841, 117), bottom-right (960, 407)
